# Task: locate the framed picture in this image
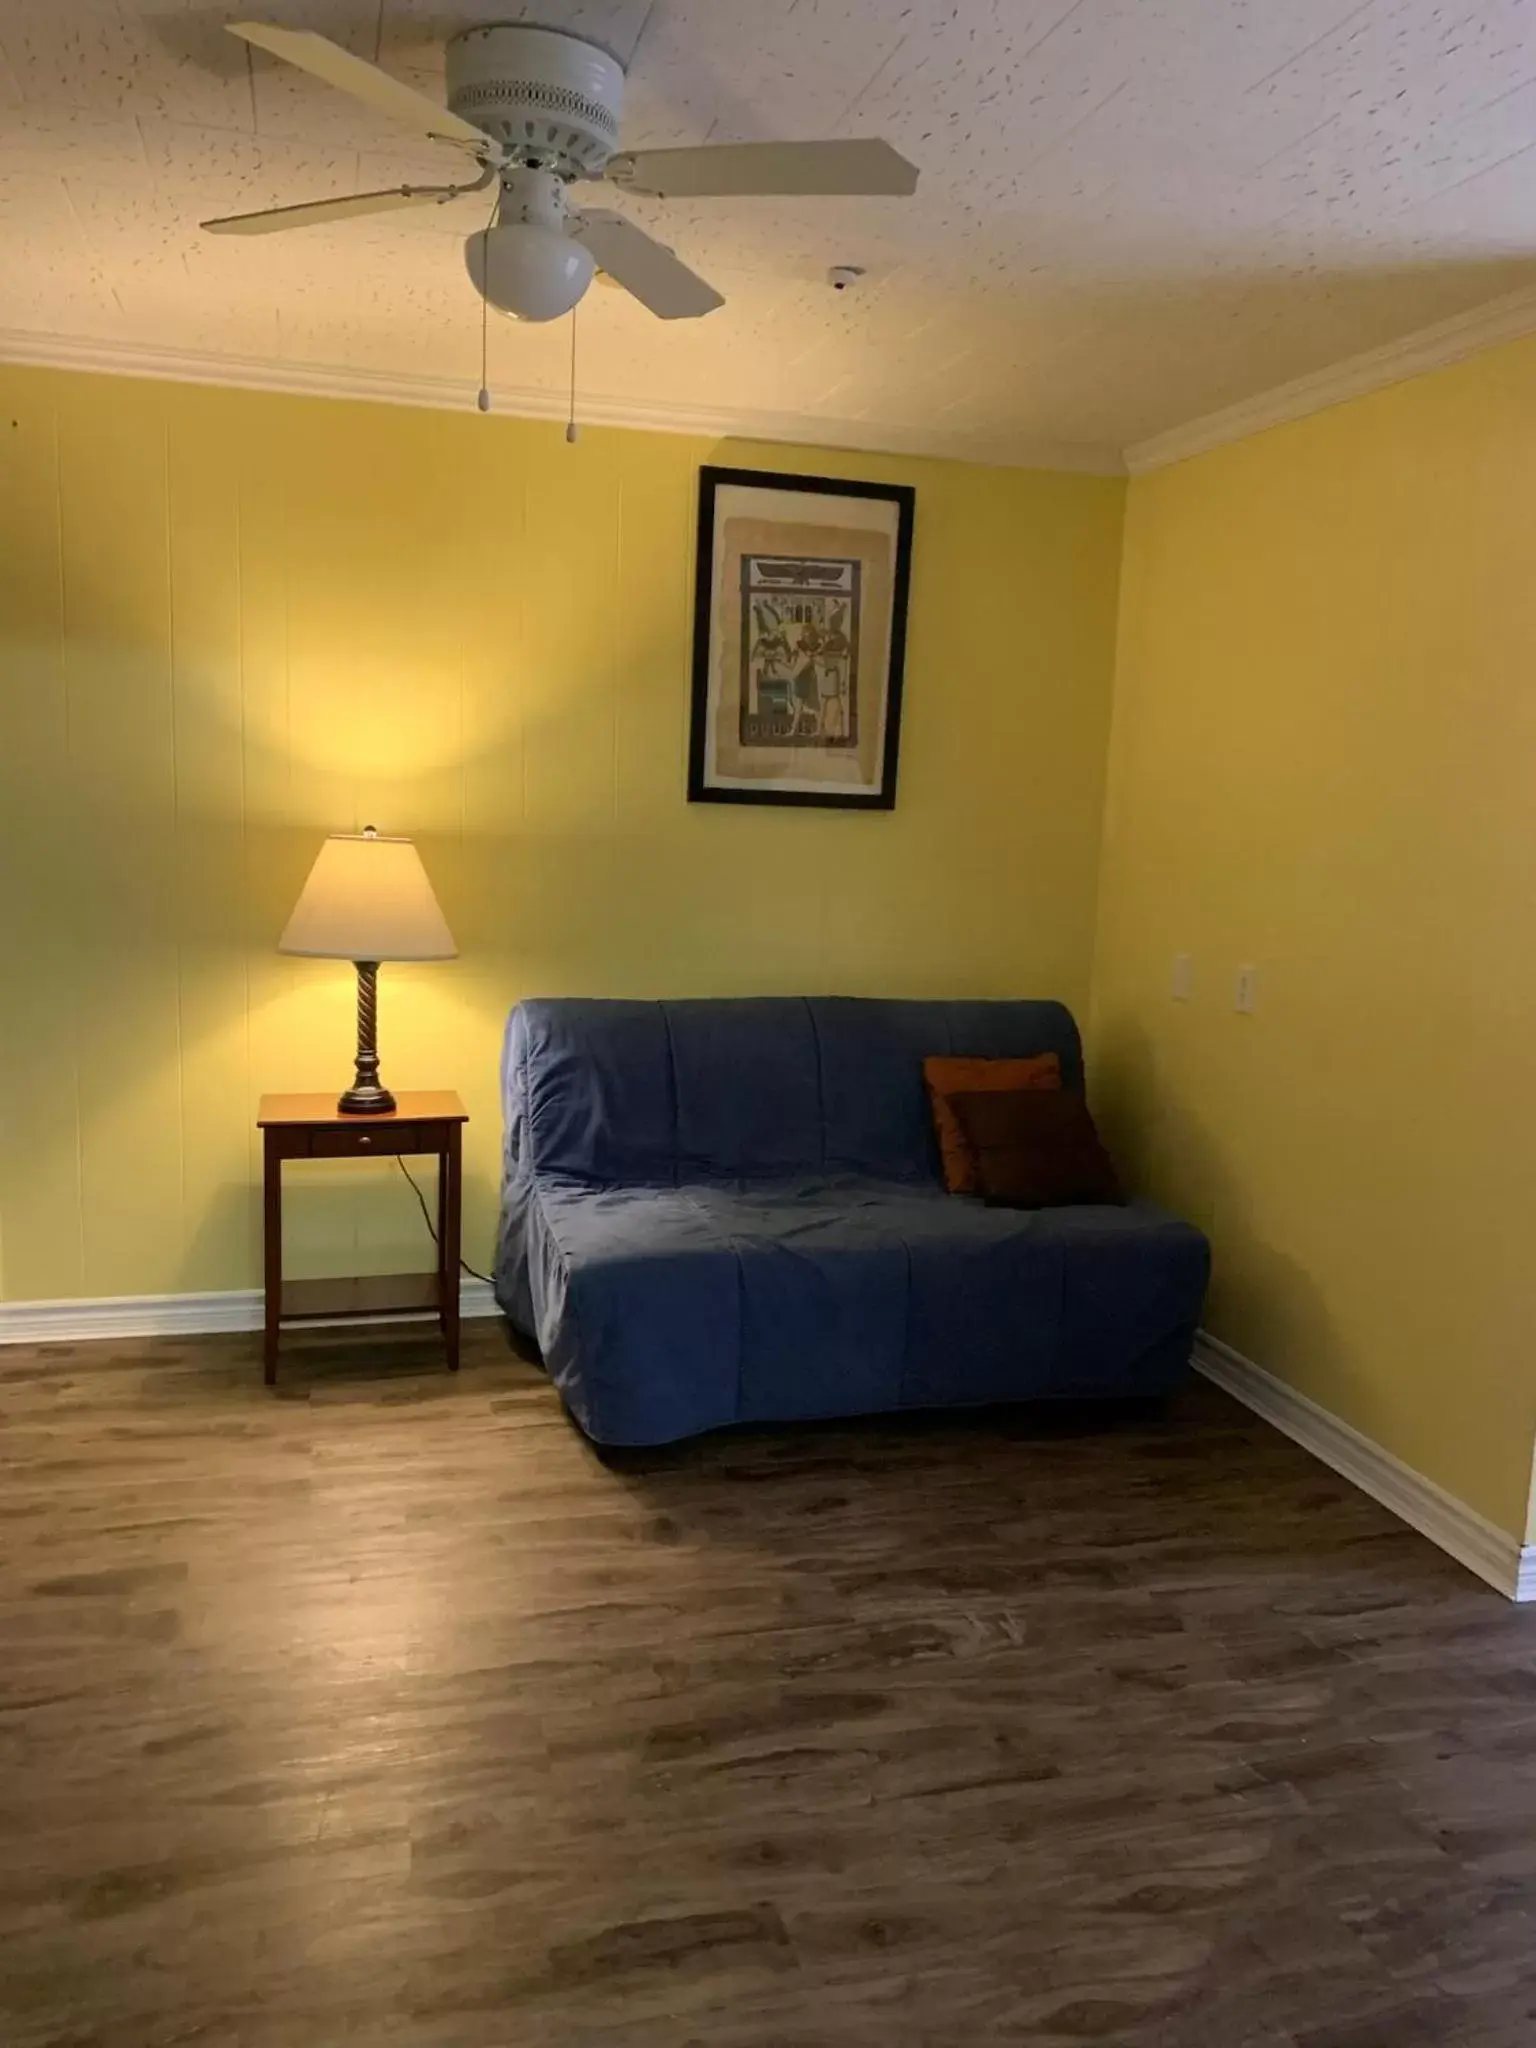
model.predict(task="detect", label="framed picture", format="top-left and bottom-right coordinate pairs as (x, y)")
top-left (687, 465), bottom-right (916, 809)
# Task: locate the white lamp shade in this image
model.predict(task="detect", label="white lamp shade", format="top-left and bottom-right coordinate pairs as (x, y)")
top-left (278, 832), bottom-right (457, 962)
top-left (465, 221), bottom-right (596, 322)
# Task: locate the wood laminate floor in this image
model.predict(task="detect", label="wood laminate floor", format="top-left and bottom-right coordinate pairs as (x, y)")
top-left (3, 1325), bottom-right (1536, 2048)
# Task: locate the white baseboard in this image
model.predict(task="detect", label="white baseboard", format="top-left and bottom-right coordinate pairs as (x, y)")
top-left (5, 1291), bottom-right (1529, 1596)
top-left (0, 1279), bottom-right (499, 1345)
top-left (1193, 1331), bottom-right (1535, 1603)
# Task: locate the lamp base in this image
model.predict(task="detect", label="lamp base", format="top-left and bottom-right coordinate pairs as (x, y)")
top-left (337, 1083), bottom-right (397, 1117)
top-left (339, 961), bottom-right (396, 1116)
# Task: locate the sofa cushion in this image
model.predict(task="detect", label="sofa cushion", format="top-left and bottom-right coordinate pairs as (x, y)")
top-left (515, 998), bottom-right (676, 1185)
top-left (503, 995), bottom-right (1088, 1190)
top-left (526, 1175), bottom-right (1207, 1441)
top-left (666, 998), bottom-right (824, 1180)
top-left (810, 998), bottom-right (965, 1182)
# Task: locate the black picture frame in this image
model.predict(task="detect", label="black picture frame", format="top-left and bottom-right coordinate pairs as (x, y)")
top-left (687, 465), bottom-right (916, 810)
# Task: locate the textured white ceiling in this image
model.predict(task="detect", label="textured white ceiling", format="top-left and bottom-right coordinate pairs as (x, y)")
top-left (4, 0), bottom-right (1536, 467)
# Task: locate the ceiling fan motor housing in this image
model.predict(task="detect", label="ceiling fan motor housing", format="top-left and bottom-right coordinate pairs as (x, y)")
top-left (446, 24), bottom-right (624, 178)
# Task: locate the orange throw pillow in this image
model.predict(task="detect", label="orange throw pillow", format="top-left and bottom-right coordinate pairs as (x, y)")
top-left (923, 1053), bottom-right (1061, 1194)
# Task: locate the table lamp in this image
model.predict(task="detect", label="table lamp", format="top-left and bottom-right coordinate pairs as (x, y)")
top-left (278, 826), bottom-right (457, 1115)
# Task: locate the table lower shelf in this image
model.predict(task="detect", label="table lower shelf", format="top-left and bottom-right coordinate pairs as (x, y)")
top-left (279, 1273), bottom-right (444, 1325)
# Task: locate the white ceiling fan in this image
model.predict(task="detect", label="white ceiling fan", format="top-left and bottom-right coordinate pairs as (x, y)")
top-left (202, 22), bottom-right (921, 323)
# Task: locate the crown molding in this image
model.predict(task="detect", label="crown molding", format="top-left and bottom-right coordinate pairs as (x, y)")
top-left (0, 325), bottom-right (1123, 477)
top-left (1125, 283), bottom-right (1536, 474)
top-left (14, 285), bottom-right (1535, 483)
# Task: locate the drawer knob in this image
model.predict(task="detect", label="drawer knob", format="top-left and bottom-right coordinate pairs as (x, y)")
top-left (359, 1135), bottom-right (372, 1147)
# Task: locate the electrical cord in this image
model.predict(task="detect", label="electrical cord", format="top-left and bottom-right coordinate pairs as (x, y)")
top-left (395, 1156), bottom-right (494, 1286)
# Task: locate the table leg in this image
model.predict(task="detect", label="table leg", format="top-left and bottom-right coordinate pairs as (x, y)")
top-left (442, 1124), bottom-right (462, 1372)
top-left (436, 1143), bottom-right (451, 1337)
top-left (262, 1131), bottom-right (282, 1387)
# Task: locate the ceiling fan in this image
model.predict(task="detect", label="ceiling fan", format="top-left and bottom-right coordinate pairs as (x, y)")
top-left (202, 22), bottom-right (920, 323)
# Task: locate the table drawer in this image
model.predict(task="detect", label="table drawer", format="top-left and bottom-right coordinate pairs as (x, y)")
top-left (308, 1121), bottom-right (434, 1158)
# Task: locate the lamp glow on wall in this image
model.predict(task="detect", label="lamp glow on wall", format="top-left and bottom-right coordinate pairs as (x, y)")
top-left (279, 827), bottom-right (457, 1115)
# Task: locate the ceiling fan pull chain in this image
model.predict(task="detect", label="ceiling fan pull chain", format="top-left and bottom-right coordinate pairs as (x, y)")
top-left (477, 189), bottom-right (498, 413)
top-left (567, 303), bottom-right (580, 445)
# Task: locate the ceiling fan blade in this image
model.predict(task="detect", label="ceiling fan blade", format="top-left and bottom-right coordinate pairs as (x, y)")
top-left (202, 177), bottom-right (488, 235)
top-left (572, 210), bottom-right (724, 319)
top-left (227, 22), bottom-right (487, 148)
top-left (604, 138), bottom-right (918, 199)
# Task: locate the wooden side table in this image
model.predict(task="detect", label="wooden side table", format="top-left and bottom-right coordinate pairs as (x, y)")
top-left (257, 1091), bottom-right (468, 1386)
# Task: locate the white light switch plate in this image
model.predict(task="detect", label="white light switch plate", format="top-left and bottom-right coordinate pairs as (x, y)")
top-left (1235, 964), bottom-right (1258, 1014)
top-left (1171, 953), bottom-right (1193, 1001)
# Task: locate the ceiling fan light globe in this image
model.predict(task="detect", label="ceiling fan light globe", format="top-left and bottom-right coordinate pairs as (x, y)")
top-left (466, 222), bottom-right (595, 322)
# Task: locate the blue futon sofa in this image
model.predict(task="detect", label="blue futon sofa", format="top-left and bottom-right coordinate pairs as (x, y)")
top-left (495, 997), bottom-right (1210, 1446)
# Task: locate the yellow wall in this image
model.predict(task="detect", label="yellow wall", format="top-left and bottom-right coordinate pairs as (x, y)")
top-left (0, 363), bottom-right (1126, 1303)
top-left (5, 347), bottom-right (1532, 1543)
top-left (1093, 335), bottom-right (1536, 1541)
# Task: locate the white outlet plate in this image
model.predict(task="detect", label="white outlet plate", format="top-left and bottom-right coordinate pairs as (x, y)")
top-left (1235, 964), bottom-right (1258, 1014)
top-left (1171, 953), bottom-right (1193, 1001)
